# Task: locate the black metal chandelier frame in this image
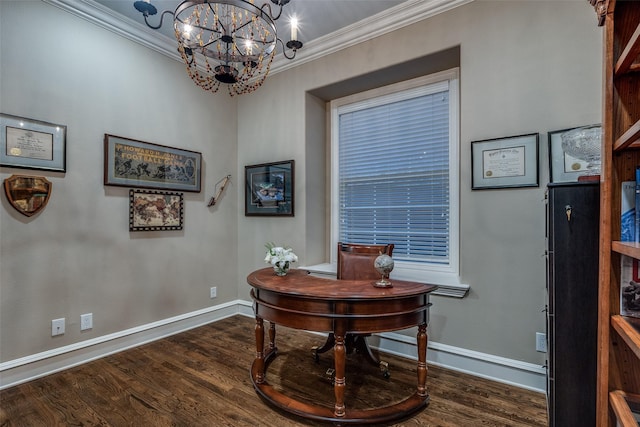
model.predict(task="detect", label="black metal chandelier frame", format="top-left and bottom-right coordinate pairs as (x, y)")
top-left (133, 0), bottom-right (303, 95)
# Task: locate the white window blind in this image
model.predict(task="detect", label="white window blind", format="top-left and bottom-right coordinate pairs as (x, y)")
top-left (337, 80), bottom-right (451, 265)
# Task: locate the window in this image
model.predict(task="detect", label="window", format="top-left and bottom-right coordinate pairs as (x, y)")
top-left (331, 69), bottom-right (460, 283)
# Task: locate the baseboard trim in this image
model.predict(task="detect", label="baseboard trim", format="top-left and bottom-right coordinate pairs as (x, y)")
top-left (369, 331), bottom-right (546, 393)
top-left (1, 301), bottom-right (545, 394)
top-left (0, 300), bottom-right (253, 390)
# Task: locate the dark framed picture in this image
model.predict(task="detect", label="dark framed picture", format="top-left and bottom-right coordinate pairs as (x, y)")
top-left (548, 124), bottom-right (601, 183)
top-left (129, 189), bottom-right (184, 232)
top-left (471, 133), bottom-right (539, 190)
top-left (0, 113), bottom-right (66, 172)
top-left (104, 134), bottom-right (202, 192)
top-left (621, 255), bottom-right (640, 319)
top-left (245, 160), bottom-right (294, 216)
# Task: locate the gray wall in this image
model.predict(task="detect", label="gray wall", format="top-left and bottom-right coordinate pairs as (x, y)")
top-left (0, 0), bottom-right (238, 362)
top-left (237, 0), bottom-right (602, 365)
top-left (0, 0), bottom-right (601, 376)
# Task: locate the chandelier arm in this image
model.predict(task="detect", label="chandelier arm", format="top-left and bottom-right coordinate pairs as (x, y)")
top-left (143, 10), bottom-right (175, 30)
top-left (260, 2), bottom-right (283, 21)
top-left (277, 38), bottom-right (297, 60)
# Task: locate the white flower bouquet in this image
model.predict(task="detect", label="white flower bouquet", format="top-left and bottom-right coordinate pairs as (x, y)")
top-left (265, 242), bottom-right (298, 276)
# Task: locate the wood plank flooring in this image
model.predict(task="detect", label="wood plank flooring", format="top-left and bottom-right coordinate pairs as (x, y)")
top-left (0, 315), bottom-right (547, 426)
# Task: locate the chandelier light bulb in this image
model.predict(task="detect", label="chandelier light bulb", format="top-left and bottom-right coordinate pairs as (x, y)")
top-left (181, 23), bottom-right (193, 39)
top-left (290, 17), bottom-right (298, 40)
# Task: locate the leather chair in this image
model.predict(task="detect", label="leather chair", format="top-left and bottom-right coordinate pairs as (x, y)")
top-left (312, 242), bottom-right (394, 378)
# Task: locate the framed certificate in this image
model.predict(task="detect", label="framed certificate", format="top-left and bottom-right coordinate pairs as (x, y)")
top-left (548, 125), bottom-right (601, 183)
top-left (471, 133), bottom-right (539, 190)
top-left (0, 113), bottom-right (67, 172)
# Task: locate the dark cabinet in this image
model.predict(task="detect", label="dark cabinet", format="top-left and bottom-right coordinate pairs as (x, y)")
top-left (546, 182), bottom-right (599, 427)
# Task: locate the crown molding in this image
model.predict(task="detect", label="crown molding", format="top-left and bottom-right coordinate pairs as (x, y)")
top-left (270, 0), bottom-right (473, 74)
top-left (43, 0), bottom-right (473, 75)
top-left (42, 0), bottom-right (182, 62)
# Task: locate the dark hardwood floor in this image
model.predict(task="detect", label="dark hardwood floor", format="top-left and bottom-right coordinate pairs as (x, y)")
top-left (0, 315), bottom-right (547, 426)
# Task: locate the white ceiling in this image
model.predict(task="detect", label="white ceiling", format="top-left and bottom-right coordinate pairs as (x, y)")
top-left (45, 0), bottom-right (469, 72)
top-left (93, 0), bottom-right (408, 43)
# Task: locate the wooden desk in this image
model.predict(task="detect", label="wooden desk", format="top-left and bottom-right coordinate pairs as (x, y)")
top-left (248, 268), bottom-right (437, 424)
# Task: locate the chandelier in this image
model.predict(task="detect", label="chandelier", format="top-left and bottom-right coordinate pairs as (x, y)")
top-left (133, 0), bottom-right (303, 96)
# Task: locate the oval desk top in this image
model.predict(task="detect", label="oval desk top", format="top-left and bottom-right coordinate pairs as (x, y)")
top-left (247, 268), bottom-right (438, 300)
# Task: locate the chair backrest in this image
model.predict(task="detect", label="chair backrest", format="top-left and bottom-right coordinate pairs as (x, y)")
top-left (336, 242), bottom-right (394, 280)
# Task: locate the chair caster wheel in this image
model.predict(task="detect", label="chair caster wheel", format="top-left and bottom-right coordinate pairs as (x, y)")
top-left (325, 368), bottom-right (335, 385)
top-left (311, 346), bottom-right (319, 363)
top-left (380, 361), bottom-right (390, 379)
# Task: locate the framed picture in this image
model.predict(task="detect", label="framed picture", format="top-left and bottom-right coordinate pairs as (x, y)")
top-left (104, 134), bottom-right (202, 192)
top-left (548, 124), bottom-right (601, 183)
top-left (621, 255), bottom-right (640, 319)
top-left (245, 160), bottom-right (294, 216)
top-left (471, 133), bottom-right (539, 190)
top-left (129, 189), bottom-right (184, 232)
top-left (0, 113), bottom-right (66, 172)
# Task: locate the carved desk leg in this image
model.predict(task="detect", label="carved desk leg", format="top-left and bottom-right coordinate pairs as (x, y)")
top-left (333, 332), bottom-right (346, 418)
top-left (417, 323), bottom-right (428, 397)
top-left (254, 316), bottom-right (265, 384)
top-left (269, 322), bottom-right (276, 352)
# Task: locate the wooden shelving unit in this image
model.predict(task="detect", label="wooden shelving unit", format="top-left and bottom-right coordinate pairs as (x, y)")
top-left (593, 0), bottom-right (640, 426)
top-left (610, 390), bottom-right (640, 426)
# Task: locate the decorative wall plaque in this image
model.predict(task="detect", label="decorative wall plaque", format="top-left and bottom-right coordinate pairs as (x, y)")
top-left (3, 174), bottom-right (52, 217)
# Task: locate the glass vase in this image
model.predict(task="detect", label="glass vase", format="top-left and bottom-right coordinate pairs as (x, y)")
top-left (273, 261), bottom-right (290, 276)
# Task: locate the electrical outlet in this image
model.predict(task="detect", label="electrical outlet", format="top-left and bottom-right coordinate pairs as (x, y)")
top-left (51, 318), bottom-right (65, 336)
top-left (536, 332), bottom-right (547, 353)
top-left (80, 313), bottom-right (93, 331)
top-left (210, 287), bottom-right (217, 299)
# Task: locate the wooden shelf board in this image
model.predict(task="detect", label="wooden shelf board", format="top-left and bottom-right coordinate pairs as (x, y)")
top-left (611, 315), bottom-right (640, 360)
top-left (615, 22), bottom-right (640, 76)
top-left (610, 390), bottom-right (640, 427)
top-left (613, 120), bottom-right (640, 151)
top-left (612, 241), bottom-right (640, 258)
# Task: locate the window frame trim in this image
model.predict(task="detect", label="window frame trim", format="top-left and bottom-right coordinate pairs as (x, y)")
top-left (329, 68), bottom-right (460, 281)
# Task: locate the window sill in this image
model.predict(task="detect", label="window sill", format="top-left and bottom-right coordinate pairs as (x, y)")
top-left (300, 263), bottom-right (470, 298)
